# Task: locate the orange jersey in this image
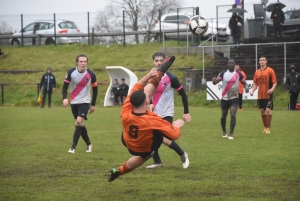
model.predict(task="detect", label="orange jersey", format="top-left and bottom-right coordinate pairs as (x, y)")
top-left (121, 83), bottom-right (181, 153)
top-left (253, 67), bottom-right (277, 99)
top-left (238, 70), bottom-right (246, 94)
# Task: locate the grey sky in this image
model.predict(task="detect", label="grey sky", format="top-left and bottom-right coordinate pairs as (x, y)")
top-left (0, 0), bottom-right (299, 32)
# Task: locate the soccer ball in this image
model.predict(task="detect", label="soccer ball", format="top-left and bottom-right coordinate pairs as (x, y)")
top-left (189, 15), bottom-right (208, 36)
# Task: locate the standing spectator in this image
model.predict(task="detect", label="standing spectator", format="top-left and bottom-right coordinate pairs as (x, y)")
top-left (212, 59), bottom-right (248, 140)
top-left (39, 67), bottom-right (56, 108)
top-left (111, 79), bottom-right (120, 106)
top-left (62, 54), bottom-right (98, 153)
top-left (235, 64), bottom-right (247, 110)
top-left (229, 12), bottom-right (243, 44)
top-left (286, 65), bottom-right (300, 111)
top-left (250, 56), bottom-right (277, 134)
top-left (270, 4), bottom-right (285, 42)
top-left (118, 78), bottom-right (129, 105)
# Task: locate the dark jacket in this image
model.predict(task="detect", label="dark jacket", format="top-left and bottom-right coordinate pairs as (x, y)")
top-left (271, 8), bottom-right (285, 26)
top-left (229, 14), bottom-right (243, 38)
top-left (111, 83), bottom-right (120, 96)
top-left (286, 66), bottom-right (300, 93)
top-left (40, 73), bottom-right (56, 91)
top-left (119, 83), bottom-right (129, 96)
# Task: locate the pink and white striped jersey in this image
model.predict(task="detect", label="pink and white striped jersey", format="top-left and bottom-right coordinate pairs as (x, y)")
top-left (64, 67), bottom-right (97, 104)
top-left (217, 70), bottom-right (244, 100)
top-left (152, 71), bottom-right (183, 118)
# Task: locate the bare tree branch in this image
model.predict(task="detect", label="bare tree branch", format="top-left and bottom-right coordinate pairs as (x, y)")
top-left (94, 0), bottom-right (182, 43)
top-left (0, 21), bottom-right (13, 34)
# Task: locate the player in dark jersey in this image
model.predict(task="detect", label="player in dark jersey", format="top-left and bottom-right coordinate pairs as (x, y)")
top-left (62, 54), bottom-right (98, 153)
top-left (108, 56), bottom-right (185, 182)
top-left (250, 56), bottom-right (277, 134)
top-left (212, 58), bottom-right (248, 139)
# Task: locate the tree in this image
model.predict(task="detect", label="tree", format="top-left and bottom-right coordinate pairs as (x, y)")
top-left (0, 21), bottom-right (13, 34)
top-left (94, 0), bottom-right (182, 44)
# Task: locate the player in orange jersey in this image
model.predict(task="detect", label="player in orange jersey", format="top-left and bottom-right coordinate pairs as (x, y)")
top-left (250, 55), bottom-right (277, 134)
top-left (235, 64), bottom-right (247, 110)
top-left (108, 56), bottom-right (185, 182)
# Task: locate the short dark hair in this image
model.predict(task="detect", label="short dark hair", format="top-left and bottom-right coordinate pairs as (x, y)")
top-left (152, 52), bottom-right (166, 60)
top-left (121, 78), bottom-right (125, 81)
top-left (228, 58), bottom-right (235, 64)
top-left (130, 90), bottom-right (146, 108)
top-left (259, 55), bottom-right (267, 60)
top-left (76, 54), bottom-right (88, 63)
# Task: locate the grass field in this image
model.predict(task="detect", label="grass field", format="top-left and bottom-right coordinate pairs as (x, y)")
top-left (0, 106), bottom-right (299, 201)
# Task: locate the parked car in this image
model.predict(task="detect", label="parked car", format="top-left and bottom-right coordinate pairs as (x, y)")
top-left (265, 9), bottom-right (300, 37)
top-left (9, 20), bottom-right (82, 46)
top-left (152, 13), bottom-right (230, 42)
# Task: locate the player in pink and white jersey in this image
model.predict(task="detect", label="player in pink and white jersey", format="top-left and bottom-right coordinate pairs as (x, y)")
top-left (146, 52), bottom-right (191, 169)
top-left (212, 58), bottom-right (248, 140)
top-left (62, 54), bottom-right (98, 153)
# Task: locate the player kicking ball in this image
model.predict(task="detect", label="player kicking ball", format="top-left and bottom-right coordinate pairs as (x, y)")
top-left (108, 56), bottom-right (185, 182)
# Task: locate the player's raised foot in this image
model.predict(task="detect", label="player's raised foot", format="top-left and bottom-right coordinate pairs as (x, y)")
top-left (181, 152), bottom-right (189, 169)
top-left (228, 135), bottom-right (234, 140)
top-left (157, 56), bottom-right (175, 73)
top-left (265, 128), bottom-right (271, 134)
top-left (86, 144), bottom-right (93, 152)
top-left (146, 163), bottom-right (163, 169)
top-left (68, 148), bottom-right (75, 154)
top-left (222, 132), bottom-right (228, 138)
top-left (108, 168), bottom-right (120, 182)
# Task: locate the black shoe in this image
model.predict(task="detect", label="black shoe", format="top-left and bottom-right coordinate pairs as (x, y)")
top-left (157, 56), bottom-right (175, 73)
top-left (108, 168), bottom-right (120, 182)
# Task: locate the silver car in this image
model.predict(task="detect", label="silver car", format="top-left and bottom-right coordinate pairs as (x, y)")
top-left (9, 20), bottom-right (82, 46)
top-left (153, 13), bottom-right (230, 42)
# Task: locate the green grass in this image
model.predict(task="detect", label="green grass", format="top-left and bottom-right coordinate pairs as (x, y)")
top-left (0, 107), bottom-right (299, 200)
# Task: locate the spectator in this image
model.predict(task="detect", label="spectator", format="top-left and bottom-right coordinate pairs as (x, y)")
top-left (229, 12), bottom-right (243, 44)
top-left (235, 64), bottom-right (247, 110)
top-left (270, 4), bottom-right (285, 42)
top-left (118, 78), bottom-right (129, 105)
top-left (39, 67), bottom-right (56, 108)
top-left (111, 79), bottom-right (120, 105)
top-left (286, 65), bottom-right (300, 111)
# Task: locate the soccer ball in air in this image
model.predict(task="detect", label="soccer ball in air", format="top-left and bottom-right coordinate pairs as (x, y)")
top-left (189, 15), bottom-right (208, 36)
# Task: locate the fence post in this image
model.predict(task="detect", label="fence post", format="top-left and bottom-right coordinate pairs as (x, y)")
top-left (88, 12), bottom-right (90, 46)
top-left (91, 28), bottom-right (94, 45)
top-left (1, 84), bottom-right (4, 105)
top-left (159, 9), bottom-right (162, 43)
top-left (21, 14), bottom-right (24, 46)
top-left (37, 83), bottom-right (40, 98)
top-left (54, 13), bottom-right (57, 46)
top-left (123, 10), bottom-right (126, 46)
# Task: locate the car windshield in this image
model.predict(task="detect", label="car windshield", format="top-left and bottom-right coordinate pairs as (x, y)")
top-left (58, 21), bottom-right (77, 29)
top-left (284, 11), bottom-right (292, 20)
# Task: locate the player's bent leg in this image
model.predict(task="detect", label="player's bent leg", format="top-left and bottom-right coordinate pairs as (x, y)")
top-left (108, 156), bottom-right (149, 182)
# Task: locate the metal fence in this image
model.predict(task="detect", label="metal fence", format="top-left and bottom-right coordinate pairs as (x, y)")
top-left (0, 12), bottom-right (232, 47)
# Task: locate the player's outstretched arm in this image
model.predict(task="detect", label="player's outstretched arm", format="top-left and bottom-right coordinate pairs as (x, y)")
top-left (138, 68), bottom-right (158, 87)
top-left (172, 119), bottom-right (185, 129)
top-left (212, 77), bottom-right (221, 85)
